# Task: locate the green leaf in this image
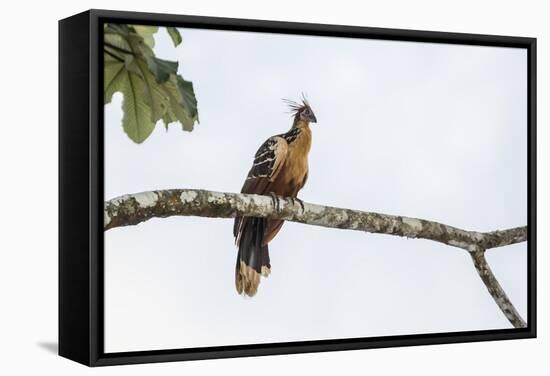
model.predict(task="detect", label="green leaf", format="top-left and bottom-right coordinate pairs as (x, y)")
top-left (103, 55), bottom-right (157, 143)
top-left (160, 75), bottom-right (199, 131)
top-left (133, 25), bottom-right (159, 48)
top-left (103, 23), bottom-right (199, 142)
top-left (122, 70), bottom-right (156, 143)
top-left (166, 27), bottom-right (182, 47)
top-left (144, 56), bottom-right (179, 83)
top-left (160, 76), bottom-right (191, 130)
top-left (104, 59), bottom-right (126, 104)
top-left (176, 76), bottom-right (199, 124)
top-left (123, 28), bottom-right (177, 84)
top-left (124, 54), bottom-right (137, 72)
top-left (128, 57), bottom-right (170, 123)
top-left (104, 31), bottom-right (132, 56)
top-left (105, 23), bottom-right (132, 35)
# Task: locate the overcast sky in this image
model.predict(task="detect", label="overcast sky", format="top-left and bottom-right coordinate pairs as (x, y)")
top-left (104, 26), bottom-right (527, 353)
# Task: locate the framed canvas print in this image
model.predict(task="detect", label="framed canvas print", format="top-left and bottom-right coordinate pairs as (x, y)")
top-left (59, 9), bottom-right (536, 366)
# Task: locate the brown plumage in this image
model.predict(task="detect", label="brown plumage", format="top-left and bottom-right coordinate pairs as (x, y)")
top-left (233, 97), bottom-right (317, 296)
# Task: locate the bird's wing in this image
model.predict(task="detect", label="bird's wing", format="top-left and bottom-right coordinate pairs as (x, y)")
top-left (233, 136), bottom-right (288, 238)
top-left (242, 135), bottom-right (289, 193)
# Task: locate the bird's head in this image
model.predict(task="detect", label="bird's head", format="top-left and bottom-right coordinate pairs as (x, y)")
top-left (284, 96), bottom-right (317, 127)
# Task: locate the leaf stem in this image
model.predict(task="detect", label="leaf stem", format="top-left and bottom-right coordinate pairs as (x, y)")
top-left (104, 42), bottom-right (133, 55)
top-left (104, 49), bottom-right (124, 63)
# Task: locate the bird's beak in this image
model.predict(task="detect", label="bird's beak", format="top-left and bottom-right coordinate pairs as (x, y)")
top-left (310, 113), bottom-right (317, 123)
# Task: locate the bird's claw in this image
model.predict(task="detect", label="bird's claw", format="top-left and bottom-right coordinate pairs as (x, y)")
top-left (290, 197), bottom-right (305, 214)
top-left (295, 197), bottom-right (305, 213)
top-left (269, 192), bottom-right (280, 212)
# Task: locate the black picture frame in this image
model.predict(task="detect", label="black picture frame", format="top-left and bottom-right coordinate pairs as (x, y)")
top-left (59, 9), bottom-right (537, 367)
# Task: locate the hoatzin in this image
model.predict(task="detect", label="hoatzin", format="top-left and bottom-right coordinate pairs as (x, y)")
top-left (233, 98), bottom-right (317, 296)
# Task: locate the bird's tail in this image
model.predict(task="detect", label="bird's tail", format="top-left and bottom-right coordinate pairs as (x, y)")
top-left (235, 217), bottom-right (271, 297)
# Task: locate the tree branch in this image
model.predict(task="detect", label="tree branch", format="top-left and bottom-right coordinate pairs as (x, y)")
top-left (103, 188), bottom-right (528, 328)
top-left (470, 249), bottom-right (527, 328)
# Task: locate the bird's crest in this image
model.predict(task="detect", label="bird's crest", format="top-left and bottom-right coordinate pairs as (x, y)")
top-left (282, 93), bottom-right (311, 115)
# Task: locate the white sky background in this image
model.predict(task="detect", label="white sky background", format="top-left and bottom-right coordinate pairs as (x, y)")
top-left (104, 27), bottom-right (527, 352)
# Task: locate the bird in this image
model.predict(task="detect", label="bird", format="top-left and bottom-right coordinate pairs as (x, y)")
top-left (233, 97), bottom-right (317, 296)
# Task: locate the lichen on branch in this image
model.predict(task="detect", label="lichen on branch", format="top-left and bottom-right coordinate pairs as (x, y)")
top-left (103, 188), bottom-right (528, 328)
top-left (104, 188), bottom-right (526, 252)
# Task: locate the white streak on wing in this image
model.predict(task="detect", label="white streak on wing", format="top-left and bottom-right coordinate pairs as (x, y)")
top-left (253, 158), bottom-right (275, 166)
